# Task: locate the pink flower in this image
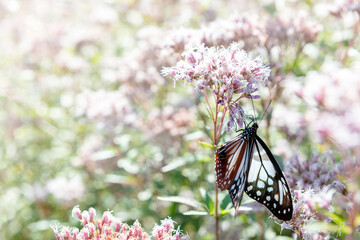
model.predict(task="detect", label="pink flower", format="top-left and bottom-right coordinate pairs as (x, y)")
top-left (53, 206), bottom-right (189, 240)
top-left (162, 43), bottom-right (270, 98)
top-left (285, 152), bottom-right (343, 192)
top-left (162, 43), bottom-right (270, 131)
top-left (72, 205), bottom-right (82, 220)
top-left (276, 188), bottom-right (335, 239)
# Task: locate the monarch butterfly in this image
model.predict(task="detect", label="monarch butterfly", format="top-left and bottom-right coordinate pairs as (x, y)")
top-left (215, 117), bottom-right (293, 221)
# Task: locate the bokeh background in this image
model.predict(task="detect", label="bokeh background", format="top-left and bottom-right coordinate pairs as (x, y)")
top-left (1, 0), bottom-right (360, 239)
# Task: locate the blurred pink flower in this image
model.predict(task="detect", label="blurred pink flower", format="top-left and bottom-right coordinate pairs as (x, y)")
top-left (285, 152), bottom-right (344, 192)
top-left (271, 104), bottom-right (306, 140)
top-left (75, 90), bottom-right (138, 130)
top-left (329, 0), bottom-right (360, 17)
top-left (201, 14), bottom-right (263, 50)
top-left (46, 176), bottom-right (85, 204)
top-left (276, 188), bottom-right (335, 239)
top-left (264, 12), bottom-right (321, 48)
top-left (146, 106), bottom-right (195, 140)
top-left (52, 206), bottom-right (189, 240)
top-left (301, 62), bottom-right (360, 152)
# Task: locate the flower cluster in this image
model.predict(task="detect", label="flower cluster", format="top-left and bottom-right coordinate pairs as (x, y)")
top-left (145, 106), bottom-right (195, 148)
top-left (162, 42), bottom-right (270, 104)
top-left (200, 14), bottom-right (263, 50)
top-left (300, 61), bottom-right (360, 153)
top-left (277, 188), bottom-right (335, 239)
top-left (52, 206), bottom-right (189, 240)
top-left (285, 152), bottom-right (344, 192)
top-left (162, 43), bottom-right (270, 132)
top-left (45, 176), bottom-right (86, 204)
top-left (329, 0), bottom-right (360, 17)
top-left (75, 90), bottom-right (138, 131)
top-left (264, 13), bottom-right (321, 49)
top-left (161, 12), bottom-right (320, 54)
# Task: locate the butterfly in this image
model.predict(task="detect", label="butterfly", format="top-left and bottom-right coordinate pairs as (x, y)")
top-left (215, 119), bottom-right (293, 221)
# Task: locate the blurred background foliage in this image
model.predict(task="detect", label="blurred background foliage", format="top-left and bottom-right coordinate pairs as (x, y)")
top-left (1, 0), bottom-right (360, 239)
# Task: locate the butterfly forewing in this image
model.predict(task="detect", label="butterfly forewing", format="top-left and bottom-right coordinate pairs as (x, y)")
top-left (244, 135), bottom-right (293, 221)
top-left (215, 135), bottom-right (247, 191)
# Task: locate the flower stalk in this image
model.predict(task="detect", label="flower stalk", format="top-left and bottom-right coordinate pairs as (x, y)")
top-left (162, 42), bottom-right (270, 240)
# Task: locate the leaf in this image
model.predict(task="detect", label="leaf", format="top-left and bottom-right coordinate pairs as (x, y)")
top-left (197, 155), bottom-right (212, 163)
top-left (161, 157), bottom-right (189, 172)
top-left (220, 194), bottom-right (232, 211)
top-left (200, 188), bottom-right (214, 213)
top-left (117, 158), bottom-right (140, 174)
top-left (198, 141), bottom-right (214, 149)
top-left (220, 209), bottom-right (232, 216)
top-left (184, 131), bottom-right (204, 141)
top-left (183, 210), bottom-right (208, 216)
top-left (157, 196), bottom-right (203, 209)
top-left (304, 221), bottom-right (352, 235)
top-left (206, 107), bottom-right (214, 120)
top-left (272, 237), bottom-right (293, 240)
top-left (104, 174), bottom-right (127, 184)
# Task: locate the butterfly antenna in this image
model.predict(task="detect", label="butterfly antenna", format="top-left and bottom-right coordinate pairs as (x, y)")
top-left (259, 99), bottom-right (272, 125)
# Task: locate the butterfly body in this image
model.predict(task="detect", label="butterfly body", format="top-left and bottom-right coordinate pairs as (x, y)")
top-left (215, 122), bottom-right (293, 221)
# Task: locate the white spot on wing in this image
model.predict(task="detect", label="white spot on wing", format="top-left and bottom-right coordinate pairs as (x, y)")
top-left (257, 181), bottom-right (265, 188)
top-left (247, 159), bottom-right (261, 183)
top-left (256, 191), bottom-right (261, 196)
top-left (274, 195), bottom-right (279, 201)
top-left (259, 167), bottom-right (267, 181)
top-left (279, 181), bottom-right (284, 205)
top-left (247, 186), bottom-right (253, 191)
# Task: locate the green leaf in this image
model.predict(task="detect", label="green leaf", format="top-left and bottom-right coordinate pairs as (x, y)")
top-left (197, 155), bottom-right (212, 163)
top-left (220, 209), bottom-right (232, 216)
top-left (198, 141), bottom-right (214, 149)
top-left (206, 107), bottom-right (214, 120)
top-left (157, 196), bottom-right (203, 208)
top-left (305, 221), bottom-right (352, 235)
top-left (183, 210), bottom-right (208, 216)
top-left (200, 188), bottom-right (214, 213)
top-left (220, 194), bottom-right (232, 211)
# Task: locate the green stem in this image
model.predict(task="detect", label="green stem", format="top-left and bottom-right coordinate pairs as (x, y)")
top-left (201, 90), bottom-right (220, 240)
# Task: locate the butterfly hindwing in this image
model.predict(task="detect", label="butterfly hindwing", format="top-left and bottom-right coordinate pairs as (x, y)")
top-left (244, 135), bottom-right (293, 221)
top-left (227, 139), bottom-right (254, 213)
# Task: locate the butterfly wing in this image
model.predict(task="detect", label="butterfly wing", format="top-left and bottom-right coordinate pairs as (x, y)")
top-left (244, 135), bottom-right (293, 221)
top-left (215, 135), bottom-right (247, 191)
top-left (227, 139), bottom-right (255, 214)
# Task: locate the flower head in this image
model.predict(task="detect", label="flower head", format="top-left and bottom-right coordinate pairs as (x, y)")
top-left (285, 152), bottom-right (344, 192)
top-left (226, 103), bottom-right (245, 132)
top-left (53, 206), bottom-right (189, 240)
top-left (276, 188), bottom-right (335, 239)
top-left (162, 42), bottom-right (270, 103)
top-left (162, 43), bottom-right (270, 132)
